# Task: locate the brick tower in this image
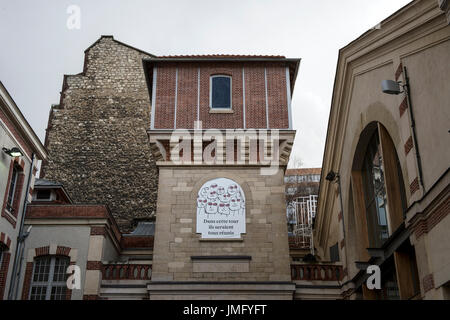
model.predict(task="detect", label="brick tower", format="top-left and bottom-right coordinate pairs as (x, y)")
top-left (143, 56), bottom-right (300, 299)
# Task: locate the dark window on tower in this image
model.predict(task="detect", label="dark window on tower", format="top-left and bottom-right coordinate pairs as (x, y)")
top-left (330, 243), bottom-right (339, 262)
top-left (210, 75), bottom-right (231, 109)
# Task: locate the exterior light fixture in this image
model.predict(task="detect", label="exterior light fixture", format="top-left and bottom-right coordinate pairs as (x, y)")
top-left (381, 66), bottom-right (425, 191)
top-left (2, 147), bottom-right (24, 157)
top-left (381, 80), bottom-right (404, 95)
top-left (325, 170), bottom-right (337, 182)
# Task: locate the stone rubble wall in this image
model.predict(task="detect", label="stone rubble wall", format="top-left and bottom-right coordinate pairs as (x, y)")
top-left (41, 36), bottom-right (158, 232)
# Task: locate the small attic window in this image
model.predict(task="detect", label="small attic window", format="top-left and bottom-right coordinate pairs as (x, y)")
top-left (36, 190), bottom-right (52, 200)
top-left (210, 75), bottom-right (232, 109)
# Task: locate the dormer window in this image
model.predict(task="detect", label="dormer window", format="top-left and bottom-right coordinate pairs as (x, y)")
top-left (36, 190), bottom-right (52, 201)
top-left (210, 75), bottom-right (232, 109)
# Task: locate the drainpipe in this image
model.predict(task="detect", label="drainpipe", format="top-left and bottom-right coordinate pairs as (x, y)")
top-left (403, 67), bottom-right (425, 192)
top-left (8, 152), bottom-right (35, 300)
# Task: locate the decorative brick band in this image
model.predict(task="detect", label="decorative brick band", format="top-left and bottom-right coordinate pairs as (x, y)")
top-left (90, 226), bottom-right (107, 236)
top-left (35, 246), bottom-right (50, 257)
top-left (399, 97), bottom-right (408, 117)
top-left (395, 63), bottom-right (403, 81)
top-left (0, 232), bottom-right (12, 249)
top-left (56, 246), bottom-right (71, 256)
top-left (21, 262), bottom-right (33, 300)
top-left (414, 195), bottom-right (450, 239)
top-left (404, 136), bottom-right (413, 156)
top-left (410, 177), bottom-right (420, 195)
top-left (0, 252), bottom-right (11, 300)
top-left (422, 273), bottom-right (435, 293)
top-left (86, 261), bottom-right (103, 270)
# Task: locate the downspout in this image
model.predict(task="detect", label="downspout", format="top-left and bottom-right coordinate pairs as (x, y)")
top-left (403, 67), bottom-right (425, 192)
top-left (8, 152), bottom-right (35, 300)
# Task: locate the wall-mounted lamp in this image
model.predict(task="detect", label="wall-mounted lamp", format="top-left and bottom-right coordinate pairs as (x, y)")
top-left (381, 80), bottom-right (405, 95)
top-left (325, 170), bottom-right (338, 182)
top-left (2, 147), bottom-right (24, 157)
top-left (381, 66), bottom-right (425, 191)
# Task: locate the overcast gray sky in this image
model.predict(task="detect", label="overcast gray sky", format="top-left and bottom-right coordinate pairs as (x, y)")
top-left (0, 0), bottom-right (411, 168)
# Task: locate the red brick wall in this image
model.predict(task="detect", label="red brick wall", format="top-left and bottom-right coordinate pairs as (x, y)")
top-left (266, 63), bottom-right (288, 128)
top-left (245, 64), bottom-right (266, 128)
top-left (154, 63), bottom-right (176, 129)
top-left (153, 62), bottom-right (290, 129)
top-left (177, 63), bottom-right (198, 128)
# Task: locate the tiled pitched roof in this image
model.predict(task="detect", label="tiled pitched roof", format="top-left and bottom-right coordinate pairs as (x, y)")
top-left (157, 54), bottom-right (286, 59)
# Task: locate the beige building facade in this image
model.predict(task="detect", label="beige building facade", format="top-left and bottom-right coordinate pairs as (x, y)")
top-left (315, 0), bottom-right (450, 300)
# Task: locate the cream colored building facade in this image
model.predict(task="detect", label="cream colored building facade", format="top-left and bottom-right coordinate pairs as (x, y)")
top-left (315, 0), bottom-right (450, 300)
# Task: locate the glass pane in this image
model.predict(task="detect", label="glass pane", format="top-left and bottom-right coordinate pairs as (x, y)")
top-left (30, 286), bottom-right (47, 300)
top-left (33, 256), bottom-right (51, 282)
top-left (211, 76), bottom-right (231, 108)
top-left (50, 285), bottom-right (67, 300)
top-left (381, 271), bottom-right (400, 300)
top-left (53, 256), bottom-right (70, 282)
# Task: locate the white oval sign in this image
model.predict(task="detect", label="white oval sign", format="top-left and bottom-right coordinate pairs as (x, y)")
top-left (196, 178), bottom-right (246, 239)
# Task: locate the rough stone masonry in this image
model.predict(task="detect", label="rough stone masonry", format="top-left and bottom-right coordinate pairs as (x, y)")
top-left (41, 36), bottom-right (158, 231)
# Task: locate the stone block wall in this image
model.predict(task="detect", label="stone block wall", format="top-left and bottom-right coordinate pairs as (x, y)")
top-left (41, 36), bottom-right (158, 231)
top-left (151, 166), bottom-right (291, 282)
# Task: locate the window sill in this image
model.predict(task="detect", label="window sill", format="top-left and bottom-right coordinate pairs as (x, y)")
top-left (209, 109), bottom-right (234, 114)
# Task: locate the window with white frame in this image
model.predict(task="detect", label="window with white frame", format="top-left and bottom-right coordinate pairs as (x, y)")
top-left (210, 75), bottom-right (232, 109)
top-left (29, 255), bottom-right (70, 300)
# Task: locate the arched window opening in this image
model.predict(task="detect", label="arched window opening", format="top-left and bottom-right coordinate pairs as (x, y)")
top-left (351, 122), bottom-right (420, 300)
top-left (362, 130), bottom-right (389, 248)
top-left (29, 255), bottom-right (70, 300)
